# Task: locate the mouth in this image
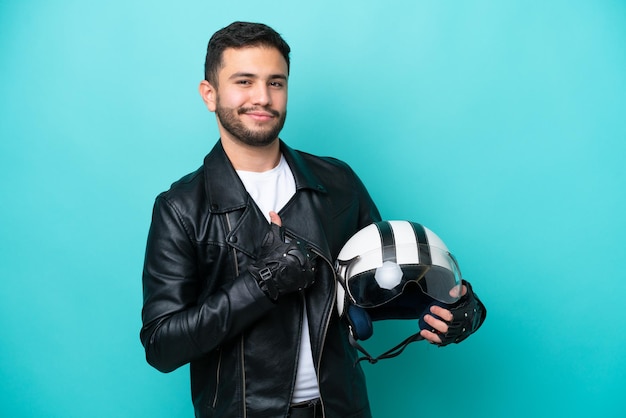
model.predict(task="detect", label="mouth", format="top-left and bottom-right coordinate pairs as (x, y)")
top-left (239, 107), bottom-right (279, 122)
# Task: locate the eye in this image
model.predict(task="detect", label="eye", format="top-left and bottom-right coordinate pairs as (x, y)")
top-left (269, 81), bottom-right (284, 88)
top-left (236, 79), bottom-right (252, 85)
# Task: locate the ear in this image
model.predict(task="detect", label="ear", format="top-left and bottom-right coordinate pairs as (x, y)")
top-left (198, 80), bottom-right (217, 112)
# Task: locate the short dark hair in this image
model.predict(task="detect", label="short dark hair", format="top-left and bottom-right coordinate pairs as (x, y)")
top-left (204, 21), bottom-right (291, 85)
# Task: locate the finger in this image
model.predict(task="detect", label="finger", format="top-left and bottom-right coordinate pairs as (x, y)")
top-left (269, 211), bottom-right (282, 226)
top-left (420, 329), bottom-right (442, 345)
top-left (423, 313), bottom-right (449, 334)
top-left (430, 305), bottom-right (454, 322)
top-left (449, 284), bottom-right (466, 299)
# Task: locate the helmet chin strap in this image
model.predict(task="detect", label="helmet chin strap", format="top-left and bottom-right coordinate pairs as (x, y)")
top-left (348, 330), bottom-right (424, 365)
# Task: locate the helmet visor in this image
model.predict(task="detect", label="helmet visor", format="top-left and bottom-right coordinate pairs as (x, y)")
top-left (342, 244), bottom-right (463, 308)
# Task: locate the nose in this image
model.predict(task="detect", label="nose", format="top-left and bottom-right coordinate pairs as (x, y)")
top-left (251, 84), bottom-right (271, 106)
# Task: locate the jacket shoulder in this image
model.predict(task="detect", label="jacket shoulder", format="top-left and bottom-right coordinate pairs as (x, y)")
top-left (296, 150), bottom-right (352, 170)
top-left (164, 165), bottom-right (204, 194)
top-left (293, 150), bottom-right (359, 185)
top-left (155, 165), bottom-right (207, 216)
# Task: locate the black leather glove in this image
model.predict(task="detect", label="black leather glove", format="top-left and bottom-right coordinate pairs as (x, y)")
top-left (248, 223), bottom-right (317, 301)
top-left (419, 281), bottom-right (487, 346)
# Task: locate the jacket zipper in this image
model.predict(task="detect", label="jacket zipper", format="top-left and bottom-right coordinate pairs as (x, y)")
top-left (211, 349), bottom-right (222, 408)
top-left (225, 213), bottom-right (247, 417)
top-left (240, 334), bottom-right (247, 418)
top-left (311, 249), bottom-right (336, 418)
top-left (213, 212), bottom-right (238, 410)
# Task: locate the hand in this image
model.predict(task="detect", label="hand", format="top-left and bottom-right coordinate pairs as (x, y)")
top-left (419, 281), bottom-right (487, 346)
top-left (420, 285), bottom-right (467, 344)
top-left (248, 212), bottom-right (317, 301)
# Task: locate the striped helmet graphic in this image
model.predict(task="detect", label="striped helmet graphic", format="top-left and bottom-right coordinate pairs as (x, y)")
top-left (336, 221), bottom-right (463, 318)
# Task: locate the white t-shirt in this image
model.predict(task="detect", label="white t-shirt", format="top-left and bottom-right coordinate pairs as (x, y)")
top-left (236, 155), bottom-right (321, 403)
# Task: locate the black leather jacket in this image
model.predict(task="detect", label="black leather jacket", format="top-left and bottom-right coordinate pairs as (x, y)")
top-left (141, 140), bottom-right (381, 417)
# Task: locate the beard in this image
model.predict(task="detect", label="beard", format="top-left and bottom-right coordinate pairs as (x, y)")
top-left (215, 99), bottom-right (287, 147)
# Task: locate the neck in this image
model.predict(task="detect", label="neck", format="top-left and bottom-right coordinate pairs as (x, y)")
top-left (221, 136), bottom-right (281, 172)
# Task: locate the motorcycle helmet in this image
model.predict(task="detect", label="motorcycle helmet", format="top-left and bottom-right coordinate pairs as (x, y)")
top-left (335, 220), bottom-right (463, 363)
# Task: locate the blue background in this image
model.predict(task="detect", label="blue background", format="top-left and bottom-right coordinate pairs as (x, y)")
top-left (1, 1), bottom-right (625, 417)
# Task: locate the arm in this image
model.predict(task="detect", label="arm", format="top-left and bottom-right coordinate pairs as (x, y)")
top-left (140, 195), bottom-right (275, 373)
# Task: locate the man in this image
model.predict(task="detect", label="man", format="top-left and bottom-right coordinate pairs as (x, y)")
top-left (140, 22), bottom-right (485, 418)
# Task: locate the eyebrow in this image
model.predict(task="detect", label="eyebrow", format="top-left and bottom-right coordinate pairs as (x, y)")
top-left (228, 72), bottom-right (287, 81)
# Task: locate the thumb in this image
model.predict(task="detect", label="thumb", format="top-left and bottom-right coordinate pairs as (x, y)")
top-left (269, 211), bottom-right (282, 226)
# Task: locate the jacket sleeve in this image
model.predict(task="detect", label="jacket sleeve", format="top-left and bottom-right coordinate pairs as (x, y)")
top-left (140, 195), bottom-right (275, 373)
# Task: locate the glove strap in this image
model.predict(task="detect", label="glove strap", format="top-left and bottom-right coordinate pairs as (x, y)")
top-left (254, 267), bottom-right (280, 301)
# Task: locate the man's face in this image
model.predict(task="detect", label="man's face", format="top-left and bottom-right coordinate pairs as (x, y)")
top-left (209, 46), bottom-right (288, 147)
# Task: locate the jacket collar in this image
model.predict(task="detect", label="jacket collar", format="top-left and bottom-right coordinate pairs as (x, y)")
top-left (202, 139), bottom-right (333, 261)
top-left (203, 139), bottom-right (326, 213)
